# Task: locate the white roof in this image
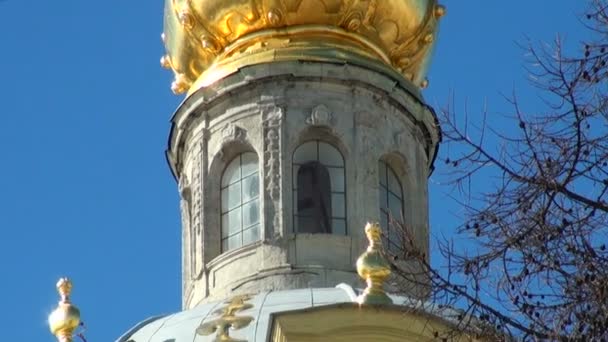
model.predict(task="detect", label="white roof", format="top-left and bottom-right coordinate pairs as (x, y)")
top-left (116, 284), bottom-right (464, 342)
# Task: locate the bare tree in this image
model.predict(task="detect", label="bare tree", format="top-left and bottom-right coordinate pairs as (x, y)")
top-left (389, 1), bottom-right (608, 340)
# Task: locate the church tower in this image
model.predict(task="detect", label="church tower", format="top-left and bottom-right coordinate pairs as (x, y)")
top-left (74, 1), bottom-right (492, 341)
top-left (161, 0), bottom-right (443, 310)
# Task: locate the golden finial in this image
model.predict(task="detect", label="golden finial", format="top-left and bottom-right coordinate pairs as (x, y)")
top-left (356, 222), bottom-right (393, 305)
top-left (48, 278), bottom-right (81, 342)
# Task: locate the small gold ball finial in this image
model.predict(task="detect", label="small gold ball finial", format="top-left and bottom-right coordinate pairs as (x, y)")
top-left (266, 9), bottom-right (282, 26)
top-left (422, 33), bottom-right (434, 45)
top-left (420, 78), bottom-right (430, 89)
top-left (356, 222), bottom-right (393, 305)
top-left (160, 55), bottom-right (172, 70)
top-left (171, 74), bottom-right (191, 95)
top-left (48, 278), bottom-right (81, 342)
top-left (435, 4), bottom-right (447, 18)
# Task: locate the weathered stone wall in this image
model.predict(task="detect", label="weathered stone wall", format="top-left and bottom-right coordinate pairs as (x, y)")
top-left (167, 61), bottom-right (439, 309)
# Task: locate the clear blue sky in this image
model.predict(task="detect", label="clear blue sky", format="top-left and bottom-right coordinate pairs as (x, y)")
top-left (0, 1), bottom-right (588, 341)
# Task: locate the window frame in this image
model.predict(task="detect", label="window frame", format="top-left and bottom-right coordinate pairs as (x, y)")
top-left (378, 160), bottom-right (405, 252)
top-left (292, 140), bottom-right (347, 235)
top-left (220, 152), bottom-right (261, 252)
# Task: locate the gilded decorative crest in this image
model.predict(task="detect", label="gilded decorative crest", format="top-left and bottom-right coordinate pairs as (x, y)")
top-left (196, 294), bottom-right (255, 341)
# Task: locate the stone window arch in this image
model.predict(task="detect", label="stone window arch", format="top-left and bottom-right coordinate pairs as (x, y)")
top-left (293, 141), bottom-right (346, 235)
top-left (220, 152), bottom-right (260, 251)
top-left (378, 160), bottom-right (404, 251)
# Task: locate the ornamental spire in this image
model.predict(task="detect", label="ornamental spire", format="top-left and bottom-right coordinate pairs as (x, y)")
top-left (356, 222), bottom-right (393, 305)
top-left (48, 278), bottom-right (81, 342)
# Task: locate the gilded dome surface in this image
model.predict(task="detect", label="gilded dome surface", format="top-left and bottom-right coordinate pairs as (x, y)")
top-left (161, 0), bottom-right (445, 95)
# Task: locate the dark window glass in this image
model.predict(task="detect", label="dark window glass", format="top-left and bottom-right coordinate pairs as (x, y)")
top-left (297, 161), bottom-right (332, 233)
top-left (293, 141), bottom-right (346, 234)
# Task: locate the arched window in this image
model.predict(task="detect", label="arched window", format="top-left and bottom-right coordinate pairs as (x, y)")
top-left (293, 141), bottom-right (346, 235)
top-left (378, 160), bottom-right (404, 251)
top-left (221, 152), bottom-right (260, 252)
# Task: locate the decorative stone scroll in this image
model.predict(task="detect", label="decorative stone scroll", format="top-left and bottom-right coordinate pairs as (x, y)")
top-left (262, 106), bottom-right (283, 235)
top-left (196, 294), bottom-right (255, 342)
top-left (306, 104), bottom-right (333, 127)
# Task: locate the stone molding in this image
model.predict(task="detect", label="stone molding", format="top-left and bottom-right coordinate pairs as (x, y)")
top-left (166, 61), bottom-right (439, 179)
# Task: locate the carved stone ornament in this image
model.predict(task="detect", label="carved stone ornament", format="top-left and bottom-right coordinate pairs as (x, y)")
top-left (263, 106), bottom-right (283, 235)
top-left (196, 294), bottom-right (254, 342)
top-left (306, 104), bottom-right (333, 127)
top-left (221, 123), bottom-right (247, 143)
top-left (263, 107), bottom-right (283, 201)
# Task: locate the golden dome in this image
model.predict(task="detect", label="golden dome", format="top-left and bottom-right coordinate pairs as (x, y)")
top-left (161, 0), bottom-right (445, 95)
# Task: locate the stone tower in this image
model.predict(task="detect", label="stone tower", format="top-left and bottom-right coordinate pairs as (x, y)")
top-left (162, 0), bottom-right (443, 310)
